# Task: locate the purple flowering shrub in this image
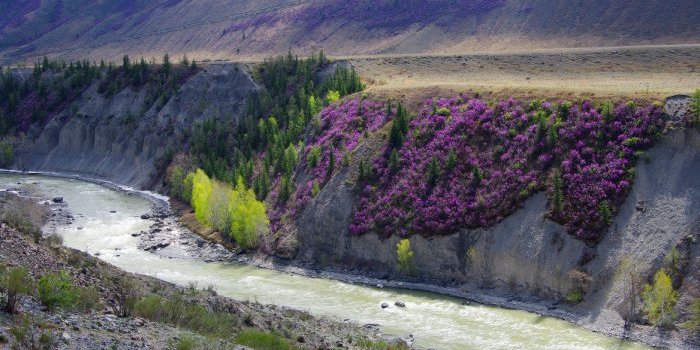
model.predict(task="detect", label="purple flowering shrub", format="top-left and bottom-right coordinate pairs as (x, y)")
top-left (350, 96), bottom-right (666, 242)
top-left (307, 98), bottom-right (388, 182)
top-left (267, 98), bottom-right (389, 232)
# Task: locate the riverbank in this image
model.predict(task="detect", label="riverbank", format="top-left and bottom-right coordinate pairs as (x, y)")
top-left (0, 176), bottom-right (407, 350)
top-left (3, 169), bottom-right (697, 349)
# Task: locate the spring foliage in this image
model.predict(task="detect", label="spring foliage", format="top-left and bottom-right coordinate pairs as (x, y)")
top-left (396, 239), bottom-right (414, 274)
top-left (189, 169), bottom-right (268, 249)
top-left (642, 270), bottom-right (678, 327)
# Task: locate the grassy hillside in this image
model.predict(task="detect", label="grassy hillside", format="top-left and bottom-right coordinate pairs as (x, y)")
top-left (0, 0), bottom-right (698, 64)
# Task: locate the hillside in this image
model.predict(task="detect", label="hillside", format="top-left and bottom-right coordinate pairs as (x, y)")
top-left (1, 0), bottom-right (699, 64)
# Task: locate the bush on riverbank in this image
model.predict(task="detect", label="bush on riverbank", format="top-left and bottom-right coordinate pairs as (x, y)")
top-left (0, 266), bottom-right (33, 314)
top-left (37, 270), bottom-right (99, 312)
top-left (189, 169), bottom-right (269, 250)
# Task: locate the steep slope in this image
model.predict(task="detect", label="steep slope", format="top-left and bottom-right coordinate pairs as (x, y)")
top-left (14, 64), bottom-right (258, 189)
top-left (1, 0), bottom-right (698, 64)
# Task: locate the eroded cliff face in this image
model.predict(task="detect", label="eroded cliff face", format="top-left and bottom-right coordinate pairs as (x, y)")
top-left (296, 108), bottom-right (700, 312)
top-left (14, 64), bottom-right (258, 189)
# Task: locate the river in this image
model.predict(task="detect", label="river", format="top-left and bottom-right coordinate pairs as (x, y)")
top-left (0, 174), bottom-right (651, 350)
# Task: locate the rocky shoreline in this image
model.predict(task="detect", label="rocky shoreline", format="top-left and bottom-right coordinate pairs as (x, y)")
top-left (2, 169), bottom-right (698, 349)
top-left (0, 173), bottom-right (410, 350)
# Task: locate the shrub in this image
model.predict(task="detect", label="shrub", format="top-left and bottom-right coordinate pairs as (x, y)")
top-left (173, 335), bottom-right (196, 350)
top-left (566, 289), bottom-right (583, 304)
top-left (642, 270), bottom-right (678, 328)
top-left (685, 299), bottom-right (700, 333)
top-left (235, 330), bottom-right (290, 350)
top-left (76, 286), bottom-right (100, 313)
top-left (114, 276), bottom-right (139, 317)
top-left (0, 266), bottom-right (34, 314)
top-left (396, 239), bottom-right (414, 275)
top-left (37, 271), bottom-right (79, 311)
top-left (9, 317), bottom-right (57, 350)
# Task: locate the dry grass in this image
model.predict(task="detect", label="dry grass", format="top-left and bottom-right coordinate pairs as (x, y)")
top-left (349, 45), bottom-right (700, 100)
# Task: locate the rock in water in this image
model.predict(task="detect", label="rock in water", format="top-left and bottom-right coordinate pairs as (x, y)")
top-left (140, 214), bottom-right (150, 219)
top-left (381, 302), bottom-right (389, 309)
top-left (394, 301), bottom-right (406, 307)
top-left (52, 197), bottom-right (63, 203)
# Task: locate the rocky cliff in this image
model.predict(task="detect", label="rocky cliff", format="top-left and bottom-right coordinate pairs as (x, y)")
top-left (13, 64), bottom-right (258, 189)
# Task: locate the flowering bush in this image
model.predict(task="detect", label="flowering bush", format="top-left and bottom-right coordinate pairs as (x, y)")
top-left (350, 96), bottom-right (666, 242)
top-left (267, 98), bottom-right (390, 232)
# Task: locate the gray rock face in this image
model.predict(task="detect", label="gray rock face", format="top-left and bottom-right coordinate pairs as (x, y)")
top-left (14, 64), bottom-right (258, 190)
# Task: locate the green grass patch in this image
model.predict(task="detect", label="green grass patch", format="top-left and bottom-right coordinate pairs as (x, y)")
top-left (133, 293), bottom-right (237, 337)
top-left (235, 330), bottom-right (291, 350)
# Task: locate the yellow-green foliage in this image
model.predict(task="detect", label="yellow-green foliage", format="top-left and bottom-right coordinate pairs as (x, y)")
top-left (642, 270), bottom-right (678, 327)
top-left (326, 90), bottom-right (340, 104)
top-left (396, 238), bottom-right (414, 274)
top-left (189, 169), bottom-right (269, 250)
top-left (191, 169), bottom-right (213, 225)
top-left (229, 177), bottom-right (269, 250)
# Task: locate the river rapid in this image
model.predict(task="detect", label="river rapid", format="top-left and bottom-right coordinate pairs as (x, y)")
top-left (0, 173), bottom-right (651, 350)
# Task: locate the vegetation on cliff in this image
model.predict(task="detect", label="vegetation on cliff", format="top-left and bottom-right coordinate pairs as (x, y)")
top-left (0, 55), bottom-right (199, 138)
top-left (350, 96), bottom-right (666, 242)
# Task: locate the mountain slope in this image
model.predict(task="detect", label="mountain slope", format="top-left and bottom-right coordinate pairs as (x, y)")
top-left (0, 0), bottom-right (698, 64)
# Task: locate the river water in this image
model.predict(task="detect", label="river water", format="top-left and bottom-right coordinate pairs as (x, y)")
top-left (0, 174), bottom-right (651, 350)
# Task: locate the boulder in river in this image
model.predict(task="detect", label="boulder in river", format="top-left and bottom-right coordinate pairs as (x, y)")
top-left (381, 302), bottom-right (389, 309)
top-left (394, 301), bottom-right (406, 308)
top-left (140, 214), bottom-right (150, 219)
top-left (144, 242), bottom-right (170, 251)
top-left (52, 197), bottom-right (64, 203)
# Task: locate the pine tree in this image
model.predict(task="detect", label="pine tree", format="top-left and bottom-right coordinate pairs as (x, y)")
top-left (427, 157), bottom-right (441, 187)
top-left (326, 147), bottom-right (335, 179)
top-left (162, 53), bottom-right (171, 77)
top-left (389, 149), bottom-right (400, 172)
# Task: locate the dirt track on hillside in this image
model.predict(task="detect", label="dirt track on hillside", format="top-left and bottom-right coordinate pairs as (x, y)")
top-left (347, 45), bottom-right (700, 99)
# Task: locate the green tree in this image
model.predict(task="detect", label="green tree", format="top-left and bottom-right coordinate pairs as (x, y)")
top-left (326, 147), bottom-right (335, 179)
top-left (642, 270), bottom-right (678, 328)
top-left (311, 180), bottom-right (321, 198)
top-left (599, 200), bottom-right (612, 225)
top-left (229, 177), bottom-right (269, 250)
top-left (162, 53), bottom-right (171, 77)
top-left (191, 169), bottom-right (213, 225)
top-left (426, 157), bottom-right (440, 187)
top-left (396, 239), bottom-right (414, 275)
top-left (388, 148), bottom-right (400, 172)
